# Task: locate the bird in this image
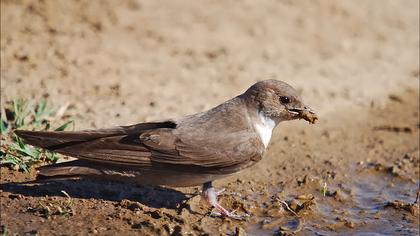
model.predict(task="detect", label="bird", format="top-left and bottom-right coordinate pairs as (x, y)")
top-left (15, 79), bottom-right (317, 219)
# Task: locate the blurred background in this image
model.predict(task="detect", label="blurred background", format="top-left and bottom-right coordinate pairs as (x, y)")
top-left (1, 0), bottom-right (418, 129)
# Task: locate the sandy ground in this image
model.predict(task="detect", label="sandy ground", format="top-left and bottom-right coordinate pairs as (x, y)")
top-left (1, 0), bottom-right (419, 235)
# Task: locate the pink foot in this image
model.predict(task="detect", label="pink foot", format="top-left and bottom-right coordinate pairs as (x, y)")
top-left (202, 182), bottom-right (249, 220)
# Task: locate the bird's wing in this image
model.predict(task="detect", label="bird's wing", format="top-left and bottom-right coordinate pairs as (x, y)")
top-left (48, 135), bottom-right (154, 166)
top-left (140, 128), bottom-right (264, 171)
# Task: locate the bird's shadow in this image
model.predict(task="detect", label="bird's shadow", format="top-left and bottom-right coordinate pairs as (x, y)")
top-left (1, 177), bottom-right (193, 210)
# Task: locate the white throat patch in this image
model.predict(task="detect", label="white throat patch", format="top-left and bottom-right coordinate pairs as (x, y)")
top-left (254, 112), bottom-right (276, 148)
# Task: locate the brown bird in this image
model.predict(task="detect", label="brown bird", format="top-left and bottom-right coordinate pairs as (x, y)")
top-left (15, 79), bottom-right (317, 219)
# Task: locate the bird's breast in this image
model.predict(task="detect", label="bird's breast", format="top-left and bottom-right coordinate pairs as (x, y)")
top-left (253, 112), bottom-right (276, 148)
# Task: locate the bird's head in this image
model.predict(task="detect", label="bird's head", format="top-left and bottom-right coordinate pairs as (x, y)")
top-left (242, 79), bottom-right (318, 124)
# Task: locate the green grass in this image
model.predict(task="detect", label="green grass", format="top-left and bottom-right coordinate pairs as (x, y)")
top-left (28, 190), bottom-right (75, 218)
top-left (0, 225), bottom-right (8, 236)
top-left (0, 99), bottom-right (74, 172)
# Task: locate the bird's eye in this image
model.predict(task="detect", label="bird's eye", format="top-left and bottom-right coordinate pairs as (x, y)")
top-left (279, 96), bottom-right (290, 104)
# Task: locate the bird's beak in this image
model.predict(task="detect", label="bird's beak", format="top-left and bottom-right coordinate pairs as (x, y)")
top-left (288, 105), bottom-right (318, 124)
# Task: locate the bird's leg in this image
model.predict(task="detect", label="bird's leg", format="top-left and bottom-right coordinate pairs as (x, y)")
top-left (202, 181), bottom-right (244, 220)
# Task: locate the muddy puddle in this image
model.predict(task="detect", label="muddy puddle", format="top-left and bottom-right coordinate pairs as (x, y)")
top-left (338, 171), bottom-right (419, 235)
top-left (246, 165), bottom-right (419, 236)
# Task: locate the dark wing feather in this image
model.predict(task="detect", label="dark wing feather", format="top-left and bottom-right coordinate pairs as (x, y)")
top-left (54, 135), bottom-right (152, 166)
top-left (15, 121), bottom-right (175, 149)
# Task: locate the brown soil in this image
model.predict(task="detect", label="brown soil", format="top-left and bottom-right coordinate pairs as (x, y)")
top-left (1, 0), bottom-right (419, 235)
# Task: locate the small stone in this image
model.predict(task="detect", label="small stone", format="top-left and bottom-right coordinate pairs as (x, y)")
top-left (119, 199), bottom-right (143, 211)
top-left (345, 221), bottom-right (355, 228)
top-left (8, 194), bottom-right (23, 200)
top-left (296, 194), bottom-right (314, 200)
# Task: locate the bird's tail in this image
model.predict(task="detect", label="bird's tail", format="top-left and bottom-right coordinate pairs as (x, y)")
top-left (14, 128), bottom-right (124, 150)
top-left (14, 121), bottom-right (177, 178)
top-left (14, 121), bottom-right (176, 150)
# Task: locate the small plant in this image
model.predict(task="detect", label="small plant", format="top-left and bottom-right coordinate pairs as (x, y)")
top-left (0, 99), bottom-right (73, 171)
top-left (28, 191), bottom-right (75, 218)
top-left (322, 182), bottom-right (328, 197)
top-left (0, 225), bottom-right (8, 236)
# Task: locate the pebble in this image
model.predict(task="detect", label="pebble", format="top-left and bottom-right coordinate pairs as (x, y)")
top-left (296, 194), bottom-right (314, 200)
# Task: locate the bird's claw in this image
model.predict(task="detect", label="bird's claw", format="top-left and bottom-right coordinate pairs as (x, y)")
top-left (202, 182), bottom-right (248, 221)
